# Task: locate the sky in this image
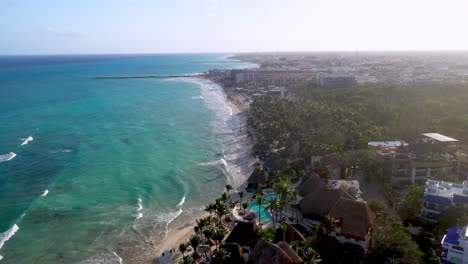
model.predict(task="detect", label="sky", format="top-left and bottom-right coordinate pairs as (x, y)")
top-left (1, 0), bottom-right (468, 55)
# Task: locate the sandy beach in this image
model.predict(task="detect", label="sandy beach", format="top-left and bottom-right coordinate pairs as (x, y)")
top-left (141, 78), bottom-right (257, 264)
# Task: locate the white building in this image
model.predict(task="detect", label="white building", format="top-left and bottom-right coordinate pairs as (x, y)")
top-left (421, 180), bottom-right (468, 223)
top-left (441, 226), bottom-right (468, 264)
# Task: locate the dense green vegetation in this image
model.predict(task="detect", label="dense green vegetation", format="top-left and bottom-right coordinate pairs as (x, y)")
top-left (249, 83), bottom-right (468, 160)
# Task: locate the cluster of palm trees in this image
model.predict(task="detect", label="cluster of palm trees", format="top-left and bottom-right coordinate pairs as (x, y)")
top-left (177, 185), bottom-right (234, 264)
top-left (262, 172), bottom-right (300, 226)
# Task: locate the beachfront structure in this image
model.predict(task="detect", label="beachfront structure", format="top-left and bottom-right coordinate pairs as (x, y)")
top-left (298, 173), bottom-right (375, 251)
top-left (328, 198), bottom-right (376, 251)
top-left (421, 179), bottom-right (468, 223)
top-left (440, 226), bottom-right (468, 264)
top-left (369, 133), bottom-right (461, 184)
top-left (316, 74), bottom-right (357, 88)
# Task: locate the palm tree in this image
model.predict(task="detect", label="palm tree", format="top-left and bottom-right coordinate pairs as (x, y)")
top-left (225, 184), bottom-right (233, 193)
top-left (289, 189), bottom-right (299, 224)
top-left (189, 235), bottom-right (201, 259)
top-left (238, 191), bottom-right (245, 206)
top-left (220, 192), bottom-right (229, 204)
top-left (179, 242), bottom-right (188, 257)
top-left (268, 197), bottom-right (280, 226)
top-left (322, 215), bottom-right (333, 235)
top-left (213, 228), bottom-right (227, 249)
top-left (242, 202), bottom-right (249, 215)
top-left (254, 192), bottom-right (263, 225)
top-left (204, 203), bottom-right (215, 217)
top-left (212, 247), bottom-right (231, 264)
top-left (202, 227), bottom-right (215, 259)
top-left (179, 255), bottom-right (194, 264)
top-left (214, 199), bottom-right (229, 225)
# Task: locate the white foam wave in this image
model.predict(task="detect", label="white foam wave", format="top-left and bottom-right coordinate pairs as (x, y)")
top-left (161, 209), bottom-right (183, 240)
top-left (136, 212), bottom-right (143, 219)
top-left (20, 136), bottom-right (33, 146)
top-left (61, 149), bottom-right (72, 153)
top-left (135, 198), bottom-right (143, 219)
top-left (0, 152), bottom-right (16, 163)
top-left (112, 252), bottom-right (123, 264)
top-left (199, 158), bottom-right (228, 168)
top-left (137, 198), bottom-right (143, 211)
top-left (176, 195), bottom-right (186, 207)
top-left (0, 224), bottom-right (19, 249)
top-left (41, 189), bottom-right (49, 197)
top-left (191, 96), bottom-right (204, 100)
top-left (0, 255), bottom-right (3, 261)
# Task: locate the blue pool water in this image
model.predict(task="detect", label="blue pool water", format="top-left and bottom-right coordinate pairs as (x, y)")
top-left (247, 194), bottom-right (279, 223)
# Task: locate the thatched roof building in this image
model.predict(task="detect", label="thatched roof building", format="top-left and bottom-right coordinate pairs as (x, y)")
top-left (277, 241), bottom-right (302, 264)
top-left (225, 221), bottom-right (257, 247)
top-left (248, 239), bottom-right (298, 264)
top-left (217, 243), bottom-right (245, 264)
top-left (297, 172), bottom-right (328, 197)
top-left (282, 224), bottom-right (306, 243)
top-left (328, 198), bottom-right (376, 241)
top-left (247, 168), bottom-right (269, 185)
top-left (298, 188), bottom-right (354, 221)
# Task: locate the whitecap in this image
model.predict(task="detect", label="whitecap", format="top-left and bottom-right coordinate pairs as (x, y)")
top-left (199, 158), bottom-right (228, 168)
top-left (191, 96), bottom-right (204, 100)
top-left (41, 189), bottom-right (49, 197)
top-left (137, 198), bottom-right (143, 211)
top-left (61, 149), bottom-right (72, 153)
top-left (136, 212), bottom-right (143, 219)
top-left (112, 252), bottom-right (123, 264)
top-left (0, 255), bottom-right (3, 261)
top-left (0, 224), bottom-right (19, 249)
top-left (20, 136), bottom-right (33, 146)
top-left (176, 195), bottom-right (186, 207)
top-left (0, 152), bottom-right (16, 163)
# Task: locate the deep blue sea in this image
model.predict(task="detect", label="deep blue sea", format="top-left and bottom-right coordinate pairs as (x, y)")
top-left (0, 54), bottom-right (254, 263)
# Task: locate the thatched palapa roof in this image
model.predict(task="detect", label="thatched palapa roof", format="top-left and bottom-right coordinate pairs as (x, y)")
top-left (329, 197), bottom-right (376, 241)
top-left (248, 239), bottom-right (298, 264)
top-left (297, 172), bottom-right (328, 197)
top-left (298, 188), bottom-right (354, 221)
top-left (225, 221), bottom-right (257, 247)
top-left (247, 168), bottom-right (269, 185)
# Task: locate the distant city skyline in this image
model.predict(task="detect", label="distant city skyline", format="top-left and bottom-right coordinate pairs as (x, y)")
top-left (1, 0), bottom-right (468, 55)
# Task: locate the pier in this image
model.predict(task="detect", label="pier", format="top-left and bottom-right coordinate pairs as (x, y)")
top-left (94, 73), bottom-right (205, 79)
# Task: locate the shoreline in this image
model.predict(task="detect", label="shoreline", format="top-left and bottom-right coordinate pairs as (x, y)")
top-left (146, 77), bottom-right (257, 264)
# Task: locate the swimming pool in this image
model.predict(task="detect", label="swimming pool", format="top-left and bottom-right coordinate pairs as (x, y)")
top-left (247, 194), bottom-right (279, 223)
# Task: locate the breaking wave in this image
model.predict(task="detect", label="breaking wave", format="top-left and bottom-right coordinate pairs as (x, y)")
top-left (176, 195), bottom-right (186, 207)
top-left (135, 198), bottom-right (143, 219)
top-left (41, 189), bottom-right (49, 197)
top-left (20, 136), bottom-right (33, 146)
top-left (0, 224), bottom-right (19, 249)
top-left (199, 158), bottom-right (228, 168)
top-left (0, 152), bottom-right (16, 162)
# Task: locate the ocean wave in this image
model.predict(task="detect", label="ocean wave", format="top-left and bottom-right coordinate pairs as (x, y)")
top-left (20, 136), bottom-right (33, 146)
top-left (191, 96), bottom-right (204, 100)
top-left (112, 252), bottom-right (123, 264)
top-left (176, 195), bottom-right (186, 207)
top-left (199, 158), bottom-right (228, 168)
top-left (161, 209), bottom-right (183, 240)
top-left (135, 198), bottom-right (143, 219)
top-left (41, 189), bottom-right (49, 197)
top-left (80, 251), bottom-right (124, 264)
top-left (0, 152), bottom-right (16, 163)
top-left (0, 224), bottom-right (19, 249)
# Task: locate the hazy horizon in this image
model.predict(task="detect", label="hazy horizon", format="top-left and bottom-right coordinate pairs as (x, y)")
top-left (2, 0), bottom-right (468, 55)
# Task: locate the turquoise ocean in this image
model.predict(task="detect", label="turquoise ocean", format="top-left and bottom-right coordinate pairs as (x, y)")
top-left (0, 54), bottom-right (254, 263)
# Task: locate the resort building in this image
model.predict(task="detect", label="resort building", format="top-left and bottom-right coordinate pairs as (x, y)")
top-left (421, 179), bottom-right (468, 223)
top-left (297, 173), bottom-right (375, 251)
top-left (316, 74), bottom-right (357, 88)
top-left (328, 198), bottom-right (376, 252)
top-left (369, 133), bottom-right (461, 184)
top-left (440, 226), bottom-right (468, 264)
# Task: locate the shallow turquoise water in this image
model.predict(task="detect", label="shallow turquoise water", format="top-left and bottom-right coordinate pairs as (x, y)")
top-left (247, 194), bottom-right (279, 222)
top-left (0, 54), bottom-right (255, 263)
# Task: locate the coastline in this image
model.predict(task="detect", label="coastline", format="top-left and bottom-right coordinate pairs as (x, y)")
top-left (145, 77), bottom-right (257, 264)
